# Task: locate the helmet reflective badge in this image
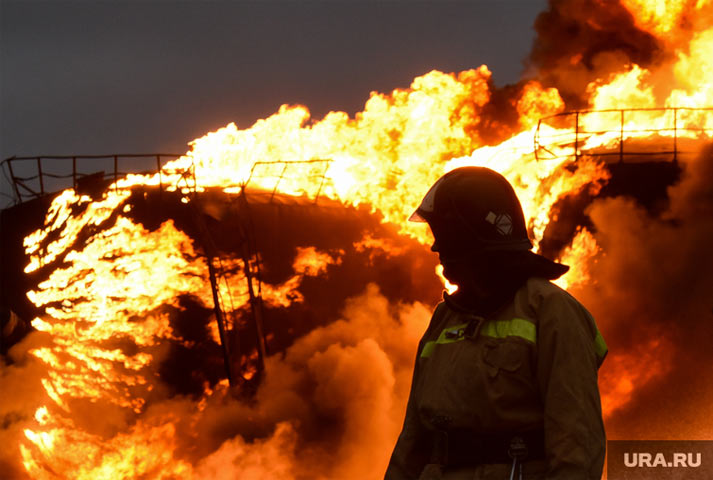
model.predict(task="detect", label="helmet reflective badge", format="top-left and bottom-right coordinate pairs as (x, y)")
top-left (486, 212), bottom-right (513, 236)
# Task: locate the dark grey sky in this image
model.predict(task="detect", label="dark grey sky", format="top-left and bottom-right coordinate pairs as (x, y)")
top-left (1, 0), bottom-right (547, 203)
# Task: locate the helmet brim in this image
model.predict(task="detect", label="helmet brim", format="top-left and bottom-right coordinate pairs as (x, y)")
top-left (408, 209), bottom-right (428, 223)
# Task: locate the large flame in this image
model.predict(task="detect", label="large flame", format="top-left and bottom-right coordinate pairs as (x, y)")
top-left (6, 1), bottom-right (713, 478)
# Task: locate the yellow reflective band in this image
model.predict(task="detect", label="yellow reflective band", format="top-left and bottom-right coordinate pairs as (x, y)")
top-left (420, 342), bottom-right (436, 358)
top-left (594, 329), bottom-right (608, 360)
top-left (481, 317), bottom-right (536, 344)
top-left (420, 317), bottom-right (606, 361)
top-left (420, 322), bottom-right (469, 358)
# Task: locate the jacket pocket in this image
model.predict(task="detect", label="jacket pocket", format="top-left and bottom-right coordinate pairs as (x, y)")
top-left (482, 339), bottom-right (532, 377)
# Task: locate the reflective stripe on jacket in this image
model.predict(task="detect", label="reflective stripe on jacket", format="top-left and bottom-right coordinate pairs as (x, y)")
top-left (385, 277), bottom-right (607, 480)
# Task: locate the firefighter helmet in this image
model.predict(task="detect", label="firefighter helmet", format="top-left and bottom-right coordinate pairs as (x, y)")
top-left (410, 167), bottom-right (533, 257)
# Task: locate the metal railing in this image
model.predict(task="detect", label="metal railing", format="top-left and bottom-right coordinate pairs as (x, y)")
top-left (7, 107), bottom-right (710, 206)
top-left (1, 153), bottom-right (184, 206)
top-left (246, 158), bottom-right (333, 203)
top-left (1, 154), bottom-right (337, 208)
top-left (535, 107), bottom-right (713, 163)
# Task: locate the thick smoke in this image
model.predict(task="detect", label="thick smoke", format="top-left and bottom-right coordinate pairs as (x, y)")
top-left (468, 0), bottom-right (669, 145)
top-left (525, 0), bottom-right (662, 108)
top-left (168, 198), bottom-right (439, 478)
top-left (189, 284), bottom-right (431, 479)
top-left (569, 144), bottom-right (713, 438)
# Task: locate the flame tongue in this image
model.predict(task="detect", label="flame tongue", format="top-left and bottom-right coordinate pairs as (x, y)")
top-left (26, 218), bottom-right (207, 412)
top-left (21, 416), bottom-right (193, 480)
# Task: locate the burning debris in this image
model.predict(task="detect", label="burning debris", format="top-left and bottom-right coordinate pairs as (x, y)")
top-left (2, 1), bottom-right (713, 479)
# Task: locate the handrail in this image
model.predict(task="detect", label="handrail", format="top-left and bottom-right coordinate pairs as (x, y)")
top-left (1, 153), bottom-right (336, 209)
top-left (535, 107), bottom-right (713, 163)
top-left (1, 153), bottom-right (184, 207)
top-left (247, 158), bottom-right (333, 203)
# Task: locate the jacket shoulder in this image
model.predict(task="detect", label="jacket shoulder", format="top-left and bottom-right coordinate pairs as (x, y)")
top-left (518, 278), bottom-right (606, 360)
top-left (518, 277), bottom-right (590, 314)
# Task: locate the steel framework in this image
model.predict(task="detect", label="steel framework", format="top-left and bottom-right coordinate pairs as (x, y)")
top-left (535, 107), bottom-right (713, 163)
top-left (1, 153), bottom-right (183, 206)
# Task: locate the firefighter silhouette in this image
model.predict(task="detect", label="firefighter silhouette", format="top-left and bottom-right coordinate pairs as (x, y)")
top-left (385, 167), bottom-right (607, 480)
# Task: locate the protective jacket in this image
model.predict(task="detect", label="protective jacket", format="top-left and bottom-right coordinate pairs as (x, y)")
top-left (385, 277), bottom-right (607, 480)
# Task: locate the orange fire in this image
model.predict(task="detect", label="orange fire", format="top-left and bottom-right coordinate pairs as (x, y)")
top-left (8, 1), bottom-right (713, 478)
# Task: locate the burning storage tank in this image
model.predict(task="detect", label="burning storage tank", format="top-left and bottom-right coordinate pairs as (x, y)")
top-left (2, 1), bottom-right (713, 479)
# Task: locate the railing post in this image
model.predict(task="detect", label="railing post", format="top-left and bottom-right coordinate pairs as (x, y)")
top-left (620, 109), bottom-right (625, 163)
top-left (535, 119), bottom-right (541, 161)
top-left (156, 155), bottom-right (163, 193)
top-left (191, 159), bottom-right (198, 193)
top-left (574, 112), bottom-right (580, 160)
top-left (673, 108), bottom-right (678, 165)
top-left (271, 164), bottom-right (289, 202)
top-left (37, 157), bottom-right (44, 196)
top-left (6, 159), bottom-right (21, 203)
top-left (314, 160), bottom-right (329, 203)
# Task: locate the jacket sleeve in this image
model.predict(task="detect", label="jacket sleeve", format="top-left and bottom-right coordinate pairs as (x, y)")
top-left (536, 289), bottom-right (606, 480)
top-left (384, 352), bottom-right (432, 479)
